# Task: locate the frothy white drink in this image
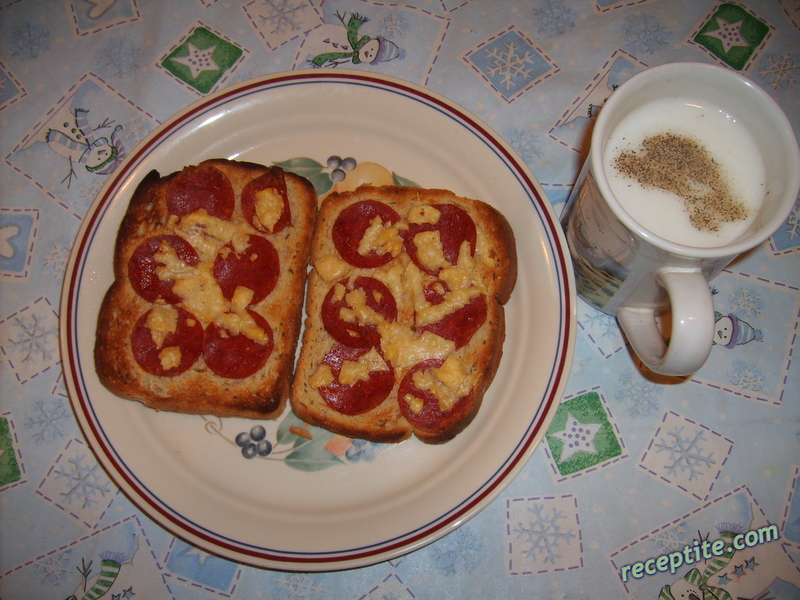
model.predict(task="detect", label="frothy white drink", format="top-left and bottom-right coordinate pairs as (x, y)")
top-left (603, 98), bottom-right (765, 248)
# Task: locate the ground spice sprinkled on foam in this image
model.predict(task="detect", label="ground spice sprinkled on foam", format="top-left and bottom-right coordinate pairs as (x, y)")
top-left (613, 132), bottom-right (749, 232)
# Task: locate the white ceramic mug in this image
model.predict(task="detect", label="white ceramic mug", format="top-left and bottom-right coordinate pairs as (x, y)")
top-left (561, 62), bottom-right (800, 376)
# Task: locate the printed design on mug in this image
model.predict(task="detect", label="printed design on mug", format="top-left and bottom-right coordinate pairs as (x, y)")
top-left (158, 22), bottom-right (249, 95)
top-left (691, 271), bottom-right (799, 406)
top-left (543, 388), bottom-right (628, 481)
top-left (689, 2), bottom-right (774, 71)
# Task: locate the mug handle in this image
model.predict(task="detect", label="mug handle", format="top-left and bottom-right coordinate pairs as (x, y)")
top-left (616, 269), bottom-right (714, 376)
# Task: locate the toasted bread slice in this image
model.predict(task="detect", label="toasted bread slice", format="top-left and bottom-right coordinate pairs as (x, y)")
top-left (95, 159), bottom-right (317, 419)
top-left (290, 185), bottom-right (516, 443)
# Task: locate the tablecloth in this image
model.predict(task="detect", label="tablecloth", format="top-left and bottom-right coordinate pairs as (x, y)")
top-left (1, 0), bottom-right (799, 598)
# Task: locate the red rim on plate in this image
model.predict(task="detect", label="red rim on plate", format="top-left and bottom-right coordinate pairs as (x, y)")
top-left (60, 70), bottom-right (576, 570)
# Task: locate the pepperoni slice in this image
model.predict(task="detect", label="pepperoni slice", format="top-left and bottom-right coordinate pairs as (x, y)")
top-left (241, 167), bottom-right (291, 234)
top-left (202, 310), bottom-right (273, 379)
top-left (166, 164), bottom-right (235, 220)
top-left (321, 277), bottom-right (397, 348)
top-left (213, 235), bottom-right (280, 304)
top-left (398, 359), bottom-right (475, 431)
top-left (316, 344), bottom-right (394, 415)
top-left (418, 293), bottom-right (487, 349)
top-left (406, 204), bottom-right (477, 275)
top-left (131, 307), bottom-right (204, 376)
top-left (333, 200), bottom-right (402, 268)
top-left (129, 235), bottom-right (200, 304)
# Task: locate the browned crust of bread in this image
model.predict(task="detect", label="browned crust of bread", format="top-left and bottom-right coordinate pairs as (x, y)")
top-left (290, 184), bottom-right (517, 444)
top-left (95, 159), bottom-right (317, 419)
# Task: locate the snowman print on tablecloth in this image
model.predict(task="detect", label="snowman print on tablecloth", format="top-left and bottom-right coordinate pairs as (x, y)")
top-left (46, 107), bottom-right (126, 187)
top-left (712, 311), bottom-right (763, 350)
top-left (304, 11), bottom-right (405, 69)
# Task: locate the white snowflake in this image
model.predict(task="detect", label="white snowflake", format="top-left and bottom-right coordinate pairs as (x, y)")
top-left (649, 522), bottom-right (690, 554)
top-left (33, 550), bottom-right (74, 586)
top-left (6, 311), bottom-right (58, 364)
top-left (53, 454), bottom-right (113, 509)
top-left (654, 427), bottom-right (716, 481)
top-left (759, 53), bottom-right (800, 90)
top-left (254, 0), bottom-right (308, 34)
top-left (728, 287), bottom-right (763, 318)
top-left (380, 12), bottom-right (408, 41)
top-left (730, 361), bottom-right (766, 391)
top-left (486, 41), bottom-right (536, 91)
top-left (95, 34), bottom-right (143, 79)
top-left (25, 397), bottom-right (71, 443)
top-left (41, 242), bottom-right (70, 279)
top-left (512, 502), bottom-right (577, 564)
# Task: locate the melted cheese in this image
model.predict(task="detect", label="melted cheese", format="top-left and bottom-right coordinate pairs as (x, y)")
top-left (411, 356), bottom-right (472, 412)
top-left (315, 254), bottom-right (350, 283)
top-left (338, 348), bottom-right (388, 385)
top-left (407, 205), bottom-right (440, 225)
top-left (213, 310), bottom-right (269, 345)
top-left (158, 346), bottom-right (182, 371)
top-left (154, 232), bottom-right (267, 344)
top-left (405, 394), bottom-right (425, 415)
top-left (378, 322), bottom-right (455, 370)
top-left (145, 304), bottom-right (179, 348)
top-left (476, 229), bottom-right (496, 267)
top-left (412, 231), bottom-right (450, 272)
top-left (358, 216), bottom-right (404, 257)
top-left (176, 211), bottom-right (249, 259)
top-left (254, 187), bottom-right (282, 231)
top-left (309, 363), bottom-right (335, 389)
top-left (230, 286), bottom-right (254, 313)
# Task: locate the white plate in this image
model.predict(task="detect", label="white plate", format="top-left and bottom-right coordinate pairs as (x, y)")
top-left (60, 70), bottom-right (576, 571)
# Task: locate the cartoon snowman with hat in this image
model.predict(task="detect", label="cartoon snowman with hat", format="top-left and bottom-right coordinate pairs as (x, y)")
top-left (712, 312), bottom-right (763, 350)
top-left (302, 11), bottom-right (405, 68)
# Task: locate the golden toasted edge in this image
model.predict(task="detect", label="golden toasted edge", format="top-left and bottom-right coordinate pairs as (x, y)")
top-left (94, 159), bottom-right (317, 419)
top-left (290, 184), bottom-right (517, 443)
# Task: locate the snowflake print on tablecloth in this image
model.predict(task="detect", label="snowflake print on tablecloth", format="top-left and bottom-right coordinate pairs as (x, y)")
top-left (33, 549), bottom-right (74, 586)
top-left (639, 411), bottom-right (733, 502)
top-left (612, 371), bottom-right (664, 419)
top-left (770, 196), bottom-right (800, 253)
top-left (505, 495), bottom-right (582, 574)
top-left (243, 0), bottom-right (322, 51)
top-left (95, 34), bottom-right (143, 79)
top-left (462, 25), bottom-right (560, 103)
top-left (621, 12), bottom-right (670, 55)
top-left (759, 52), bottom-right (800, 90)
top-left (728, 286), bottom-right (765, 319)
top-left (25, 396), bottom-right (71, 443)
top-left (729, 358), bottom-right (766, 392)
top-left (578, 305), bottom-right (626, 359)
top-left (506, 127), bottom-right (545, 169)
top-left (532, 0), bottom-right (576, 37)
top-left (36, 438), bottom-right (117, 528)
top-left (9, 21), bottom-right (50, 59)
top-left (266, 572), bottom-right (327, 600)
top-left (649, 522), bottom-right (692, 555)
top-left (41, 241), bottom-right (71, 280)
top-left (0, 297), bottom-right (59, 385)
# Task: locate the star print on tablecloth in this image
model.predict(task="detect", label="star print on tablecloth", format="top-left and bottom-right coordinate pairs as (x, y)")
top-left (702, 16), bottom-right (749, 52)
top-left (170, 42), bottom-right (219, 79)
top-left (549, 413), bottom-right (601, 463)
